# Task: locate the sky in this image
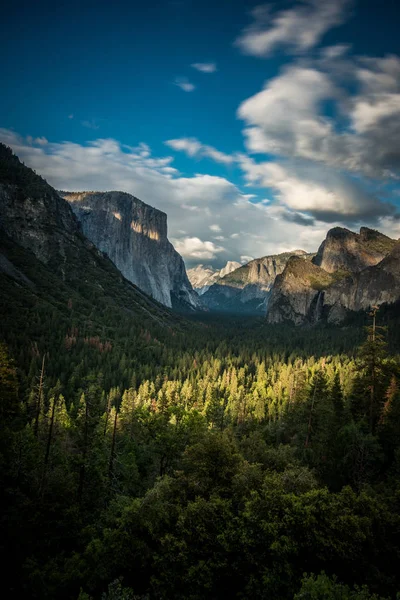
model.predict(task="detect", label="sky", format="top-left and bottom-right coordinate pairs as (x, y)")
top-left (1, 0), bottom-right (400, 268)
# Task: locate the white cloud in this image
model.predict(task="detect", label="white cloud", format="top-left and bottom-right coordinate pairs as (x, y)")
top-left (174, 77), bottom-right (195, 92)
top-left (240, 255), bottom-right (254, 263)
top-left (238, 66), bottom-right (336, 161)
top-left (2, 128), bottom-right (398, 270)
top-left (165, 137), bottom-right (235, 165)
top-left (171, 237), bottom-right (225, 260)
top-left (321, 44), bottom-right (351, 59)
top-left (235, 0), bottom-right (352, 57)
top-left (35, 137), bottom-right (48, 146)
top-left (351, 94), bottom-right (400, 134)
top-left (191, 62), bottom-right (217, 73)
top-left (237, 56), bottom-right (400, 178)
top-left (238, 155), bottom-right (395, 222)
top-left (26, 136), bottom-right (48, 146)
top-left (165, 138), bottom-right (202, 157)
top-left (210, 224), bottom-right (221, 232)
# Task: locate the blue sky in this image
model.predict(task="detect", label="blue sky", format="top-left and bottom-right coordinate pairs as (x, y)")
top-left (2, 0), bottom-right (400, 267)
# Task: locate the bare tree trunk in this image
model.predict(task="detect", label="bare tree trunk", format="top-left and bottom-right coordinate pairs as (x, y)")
top-left (78, 400), bottom-right (89, 504)
top-left (40, 393), bottom-right (58, 494)
top-left (108, 408), bottom-right (118, 484)
top-left (103, 392), bottom-right (112, 436)
top-left (34, 355), bottom-right (45, 438)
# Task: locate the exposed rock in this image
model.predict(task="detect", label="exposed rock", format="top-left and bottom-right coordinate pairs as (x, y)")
top-left (0, 153), bottom-right (80, 272)
top-left (61, 191), bottom-right (201, 310)
top-left (312, 226), bottom-right (396, 273)
top-left (187, 261), bottom-right (241, 295)
top-left (0, 143), bottom-right (180, 327)
top-left (324, 240), bottom-right (400, 312)
top-left (202, 251), bottom-right (309, 314)
top-left (267, 226), bottom-right (400, 325)
top-left (267, 256), bottom-right (336, 324)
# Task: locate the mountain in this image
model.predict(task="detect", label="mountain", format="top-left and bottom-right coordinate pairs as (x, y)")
top-left (61, 191), bottom-right (201, 311)
top-left (312, 226), bottom-right (397, 273)
top-left (0, 143), bottom-right (183, 341)
top-left (187, 261), bottom-right (241, 295)
top-left (267, 227), bottom-right (399, 325)
top-left (202, 250), bottom-right (308, 314)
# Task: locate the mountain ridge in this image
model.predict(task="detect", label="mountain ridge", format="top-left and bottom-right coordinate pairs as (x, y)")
top-left (202, 250), bottom-right (310, 314)
top-left (0, 143), bottom-right (184, 333)
top-left (187, 261), bottom-right (241, 295)
top-left (267, 227), bottom-right (400, 325)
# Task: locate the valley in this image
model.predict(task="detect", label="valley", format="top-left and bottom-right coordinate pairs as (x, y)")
top-left (1, 144), bottom-right (400, 600)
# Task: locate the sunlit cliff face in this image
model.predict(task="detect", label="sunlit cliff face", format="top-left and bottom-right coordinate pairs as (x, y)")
top-left (59, 189), bottom-right (201, 309)
top-left (130, 220), bottom-right (160, 241)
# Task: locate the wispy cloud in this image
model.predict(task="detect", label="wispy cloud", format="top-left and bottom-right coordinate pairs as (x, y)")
top-left (235, 0), bottom-right (352, 57)
top-left (237, 55), bottom-right (400, 179)
top-left (171, 237), bottom-right (225, 260)
top-left (81, 119), bottom-right (100, 130)
top-left (165, 137), bottom-right (235, 165)
top-left (191, 62), bottom-right (217, 73)
top-left (1, 128), bottom-right (343, 267)
top-left (174, 77), bottom-right (196, 92)
top-left (26, 136), bottom-right (48, 146)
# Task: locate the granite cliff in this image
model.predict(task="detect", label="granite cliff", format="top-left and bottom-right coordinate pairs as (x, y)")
top-left (267, 227), bottom-right (399, 325)
top-left (202, 251), bottom-right (308, 314)
top-left (61, 191), bottom-right (201, 310)
top-left (0, 143), bottom-right (180, 328)
top-left (312, 226), bottom-right (396, 273)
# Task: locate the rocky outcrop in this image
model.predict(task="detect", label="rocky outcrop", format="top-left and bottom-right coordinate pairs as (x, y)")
top-left (0, 152), bottom-right (80, 272)
top-left (0, 143), bottom-right (179, 326)
top-left (312, 226), bottom-right (396, 273)
top-left (267, 227), bottom-right (400, 325)
top-left (187, 261), bottom-right (241, 295)
top-left (267, 256), bottom-right (337, 324)
top-left (202, 251), bottom-right (308, 314)
top-left (61, 191), bottom-right (201, 310)
top-left (324, 241), bottom-right (400, 313)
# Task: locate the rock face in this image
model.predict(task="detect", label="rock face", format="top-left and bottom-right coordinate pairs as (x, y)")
top-left (0, 143), bottom-right (179, 326)
top-left (202, 251), bottom-right (308, 314)
top-left (267, 227), bottom-right (399, 325)
top-left (313, 226), bottom-right (396, 273)
top-left (187, 261), bottom-right (241, 295)
top-left (61, 191), bottom-right (201, 310)
top-left (0, 148), bottom-right (82, 275)
top-left (267, 256), bottom-right (336, 325)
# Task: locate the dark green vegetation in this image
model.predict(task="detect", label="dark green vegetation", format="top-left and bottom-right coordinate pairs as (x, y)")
top-left (2, 294), bottom-right (400, 600)
top-left (1, 145), bottom-right (400, 599)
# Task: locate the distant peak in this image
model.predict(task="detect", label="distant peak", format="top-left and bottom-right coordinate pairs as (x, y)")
top-left (359, 226), bottom-right (392, 241)
top-left (326, 226), bottom-right (354, 239)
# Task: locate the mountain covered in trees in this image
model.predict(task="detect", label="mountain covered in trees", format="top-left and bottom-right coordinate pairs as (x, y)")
top-left (61, 190), bottom-right (201, 310)
top-left (1, 144), bottom-right (400, 600)
top-left (0, 142), bottom-right (186, 338)
top-left (268, 227), bottom-right (400, 325)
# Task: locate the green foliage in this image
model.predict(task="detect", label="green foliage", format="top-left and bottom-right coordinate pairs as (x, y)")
top-left (1, 187), bottom-right (400, 600)
top-left (294, 572), bottom-right (390, 599)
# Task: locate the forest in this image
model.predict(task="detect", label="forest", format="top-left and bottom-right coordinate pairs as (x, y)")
top-left (1, 296), bottom-right (400, 599)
